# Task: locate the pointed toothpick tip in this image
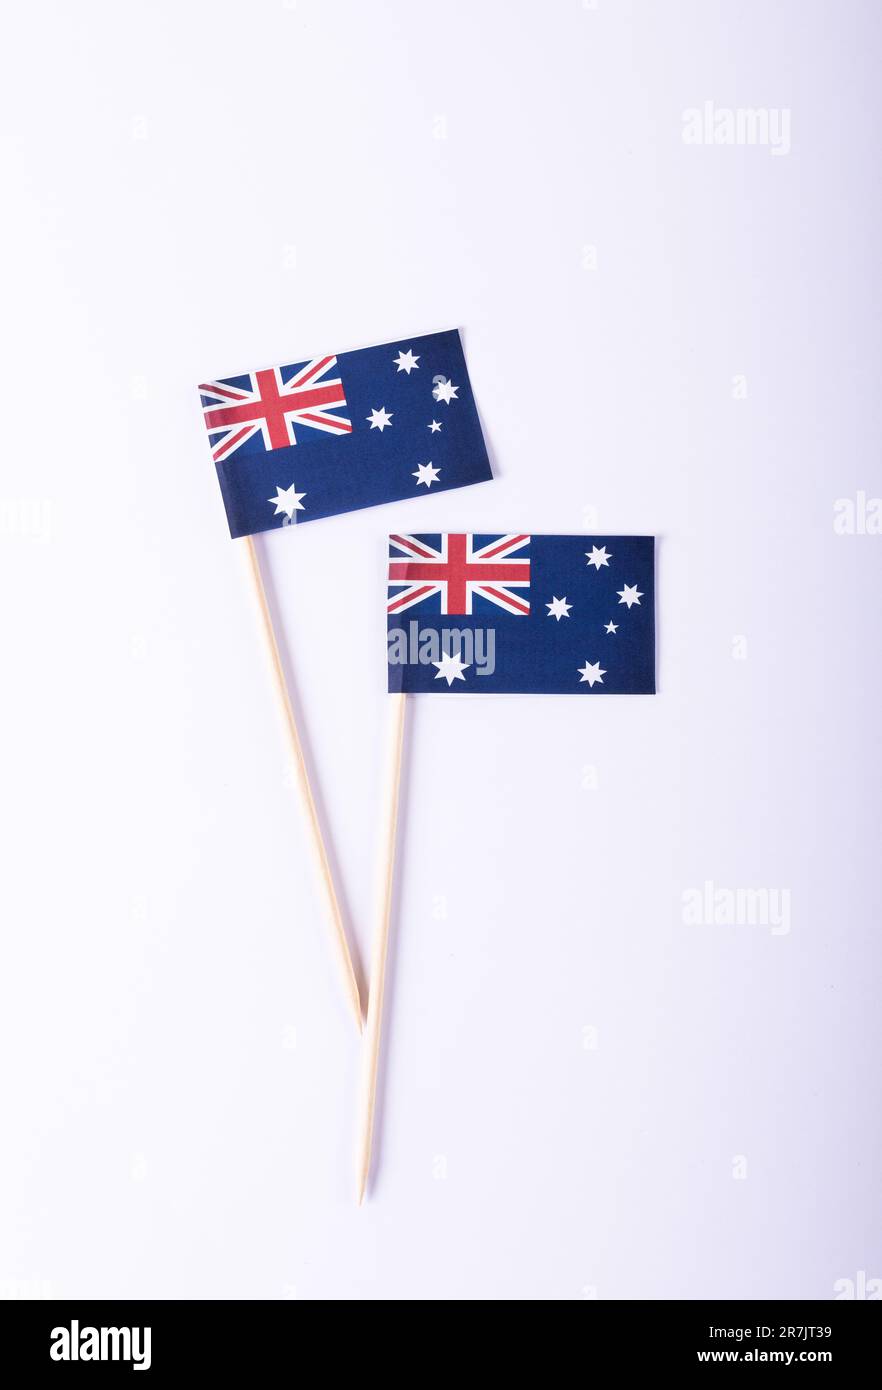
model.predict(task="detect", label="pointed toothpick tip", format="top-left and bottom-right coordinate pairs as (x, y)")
top-left (348, 974), bottom-right (364, 1035)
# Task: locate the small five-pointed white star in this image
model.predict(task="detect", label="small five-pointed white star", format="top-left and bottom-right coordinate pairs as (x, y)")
top-left (433, 648), bottom-right (470, 685)
top-left (432, 378), bottom-right (459, 404)
top-left (586, 545), bottom-right (612, 570)
top-left (394, 348), bottom-right (419, 374)
top-left (617, 584), bottom-right (643, 608)
top-left (268, 482), bottom-right (306, 518)
top-left (367, 406), bottom-right (393, 431)
top-left (428, 419), bottom-right (442, 433)
top-left (546, 596), bottom-right (572, 621)
top-left (578, 660), bottom-right (606, 687)
top-left (413, 461), bottom-right (440, 488)
top-left (604, 621), bottom-right (618, 634)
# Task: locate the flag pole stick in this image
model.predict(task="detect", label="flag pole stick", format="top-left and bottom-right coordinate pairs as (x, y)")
top-left (242, 534), bottom-right (363, 1034)
top-left (355, 690), bottom-right (407, 1204)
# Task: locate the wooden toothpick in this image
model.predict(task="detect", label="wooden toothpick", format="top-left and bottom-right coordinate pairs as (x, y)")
top-left (355, 691), bottom-right (407, 1203)
top-left (243, 534), bottom-right (363, 1034)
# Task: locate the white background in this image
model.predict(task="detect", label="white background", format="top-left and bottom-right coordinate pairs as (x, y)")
top-left (1, 0), bottom-right (880, 1299)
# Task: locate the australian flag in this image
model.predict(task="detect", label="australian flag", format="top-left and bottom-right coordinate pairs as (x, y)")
top-left (198, 329), bottom-right (492, 537)
top-left (386, 534), bottom-right (655, 694)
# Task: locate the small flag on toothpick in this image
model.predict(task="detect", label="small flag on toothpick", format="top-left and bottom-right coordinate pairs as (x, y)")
top-left (357, 531), bottom-right (656, 1201)
top-left (197, 331), bottom-right (494, 1033)
top-left (198, 329), bottom-right (492, 538)
top-left (385, 533), bottom-right (655, 693)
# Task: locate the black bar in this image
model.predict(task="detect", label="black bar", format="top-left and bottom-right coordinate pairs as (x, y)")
top-left (0, 1298), bottom-right (876, 1375)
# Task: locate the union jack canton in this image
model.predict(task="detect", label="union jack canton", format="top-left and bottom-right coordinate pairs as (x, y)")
top-left (387, 533), bottom-right (531, 616)
top-left (201, 356), bottom-right (351, 462)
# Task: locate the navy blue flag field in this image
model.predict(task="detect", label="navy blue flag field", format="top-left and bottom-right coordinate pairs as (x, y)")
top-left (198, 329), bottom-right (492, 537)
top-left (386, 534), bottom-right (655, 694)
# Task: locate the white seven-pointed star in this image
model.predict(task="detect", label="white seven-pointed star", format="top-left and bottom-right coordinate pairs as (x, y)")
top-left (268, 482), bottom-right (306, 518)
top-left (432, 377), bottom-right (459, 404)
top-left (394, 348), bottom-right (419, 374)
top-left (546, 596), bottom-right (572, 621)
top-left (413, 461), bottom-right (440, 488)
top-left (367, 406), bottom-right (393, 432)
top-left (578, 660), bottom-right (606, 687)
top-left (586, 545), bottom-right (612, 570)
top-left (433, 648), bottom-right (470, 685)
top-left (617, 583), bottom-right (643, 608)
top-left (604, 620), bottom-right (618, 634)
top-left (428, 419), bottom-right (442, 433)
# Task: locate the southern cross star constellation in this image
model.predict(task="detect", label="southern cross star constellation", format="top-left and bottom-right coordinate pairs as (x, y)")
top-left (379, 359), bottom-right (462, 488)
top-left (377, 362), bottom-right (460, 482)
top-left (580, 546), bottom-right (641, 683)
